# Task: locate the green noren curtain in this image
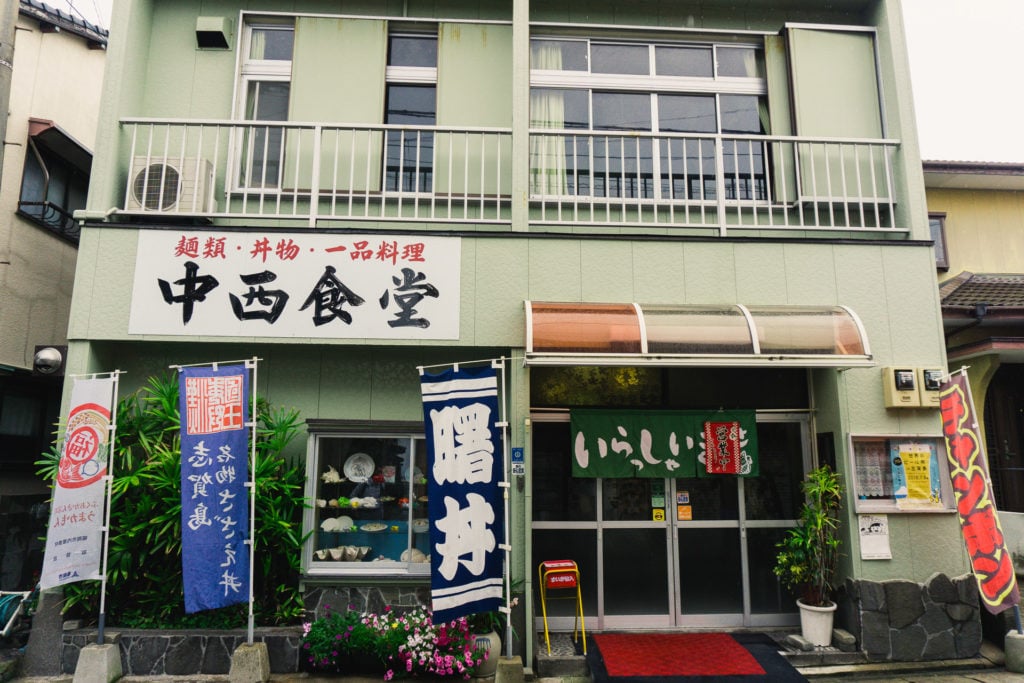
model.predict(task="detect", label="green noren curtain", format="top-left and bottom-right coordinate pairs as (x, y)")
top-left (570, 409), bottom-right (759, 478)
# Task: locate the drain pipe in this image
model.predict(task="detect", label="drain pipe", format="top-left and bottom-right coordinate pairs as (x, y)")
top-left (0, 0), bottom-right (18, 187)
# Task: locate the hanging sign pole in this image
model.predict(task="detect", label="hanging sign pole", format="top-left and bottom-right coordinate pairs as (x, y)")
top-left (96, 370), bottom-right (123, 645)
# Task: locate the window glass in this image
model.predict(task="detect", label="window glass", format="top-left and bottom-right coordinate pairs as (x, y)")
top-left (249, 26), bottom-right (294, 60)
top-left (655, 46), bottom-right (713, 77)
top-left (850, 436), bottom-right (953, 513)
top-left (310, 435), bottom-right (430, 569)
top-left (658, 94), bottom-right (715, 133)
top-left (591, 43), bottom-right (649, 75)
top-left (247, 81), bottom-right (290, 120)
top-left (388, 34), bottom-right (438, 67)
top-left (385, 34), bottom-right (437, 194)
top-left (529, 88), bottom-right (589, 129)
top-left (531, 39), bottom-right (588, 71)
top-left (720, 94), bottom-right (763, 133)
top-left (594, 92), bottom-right (651, 130)
top-left (19, 144), bottom-right (87, 242)
top-left (385, 85), bottom-right (437, 125)
top-left (716, 46), bottom-right (763, 78)
top-left (242, 81), bottom-right (290, 187)
top-left (385, 85), bottom-right (436, 192)
top-left (19, 153), bottom-right (45, 205)
top-left (929, 215), bottom-right (949, 269)
top-left (531, 422), bottom-right (596, 521)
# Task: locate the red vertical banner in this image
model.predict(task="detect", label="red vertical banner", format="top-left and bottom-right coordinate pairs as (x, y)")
top-left (703, 421), bottom-right (741, 474)
top-left (939, 372), bottom-right (1020, 614)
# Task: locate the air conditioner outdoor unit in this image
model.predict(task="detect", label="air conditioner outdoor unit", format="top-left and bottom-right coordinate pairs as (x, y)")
top-left (126, 157), bottom-right (215, 213)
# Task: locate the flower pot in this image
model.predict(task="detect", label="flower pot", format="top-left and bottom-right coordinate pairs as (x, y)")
top-left (797, 598), bottom-right (837, 647)
top-left (471, 630), bottom-right (501, 678)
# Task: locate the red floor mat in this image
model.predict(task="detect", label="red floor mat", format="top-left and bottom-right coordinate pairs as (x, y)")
top-left (592, 633), bottom-right (766, 677)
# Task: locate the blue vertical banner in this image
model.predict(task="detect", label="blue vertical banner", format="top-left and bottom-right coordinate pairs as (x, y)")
top-left (179, 364), bottom-right (250, 613)
top-left (420, 365), bottom-right (504, 623)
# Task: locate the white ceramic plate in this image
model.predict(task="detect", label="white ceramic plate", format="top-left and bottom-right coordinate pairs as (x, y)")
top-left (360, 522), bottom-right (388, 532)
top-left (343, 452), bottom-right (375, 483)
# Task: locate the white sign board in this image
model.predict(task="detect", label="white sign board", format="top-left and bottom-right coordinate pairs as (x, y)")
top-left (129, 231), bottom-right (461, 339)
top-left (858, 513), bottom-right (892, 560)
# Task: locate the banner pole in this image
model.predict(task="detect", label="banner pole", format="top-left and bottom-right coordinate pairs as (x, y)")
top-left (96, 370), bottom-right (122, 645)
top-left (246, 357), bottom-right (258, 646)
top-left (494, 357), bottom-right (513, 658)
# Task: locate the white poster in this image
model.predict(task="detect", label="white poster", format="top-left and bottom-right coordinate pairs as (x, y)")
top-left (858, 514), bottom-right (892, 560)
top-left (39, 377), bottom-right (116, 589)
top-left (129, 231), bottom-right (461, 339)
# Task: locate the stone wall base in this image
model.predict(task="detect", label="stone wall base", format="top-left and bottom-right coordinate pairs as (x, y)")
top-left (840, 572), bottom-right (981, 661)
top-left (61, 628), bottom-right (302, 676)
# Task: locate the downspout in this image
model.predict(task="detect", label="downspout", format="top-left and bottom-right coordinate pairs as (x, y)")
top-left (26, 135), bottom-right (50, 199)
top-left (0, 0), bottom-right (18, 186)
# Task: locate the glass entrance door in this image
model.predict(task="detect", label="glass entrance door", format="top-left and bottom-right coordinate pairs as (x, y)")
top-left (531, 413), bottom-right (808, 631)
top-left (601, 477), bottom-right (673, 629)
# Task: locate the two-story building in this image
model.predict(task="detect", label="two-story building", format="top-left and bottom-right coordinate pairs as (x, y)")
top-left (66, 0), bottom-right (977, 666)
top-left (0, 0), bottom-right (106, 593)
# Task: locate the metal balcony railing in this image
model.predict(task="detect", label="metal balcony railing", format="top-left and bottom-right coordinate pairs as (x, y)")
top-left (118, 119), bottom-right (899, 233)
top-left (18, 200), bottom-right (81, 244)
top-left (120, 118), bottom-right (513, 226)
top-left (528, 130), bottom-right (899, 232)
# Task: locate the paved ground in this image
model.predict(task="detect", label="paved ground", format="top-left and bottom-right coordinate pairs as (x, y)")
top-left (4, 632), bottom-right (1023, 682)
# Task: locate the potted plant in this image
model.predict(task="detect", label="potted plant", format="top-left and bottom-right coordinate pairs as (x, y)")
top-left (773, 464), bottom-right (843, 646)
top-left (468, 587), bottom-right (521, 678)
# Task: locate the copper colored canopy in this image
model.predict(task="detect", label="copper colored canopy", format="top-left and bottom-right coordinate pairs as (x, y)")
top-left (525, 301), bottom-right (871, 367)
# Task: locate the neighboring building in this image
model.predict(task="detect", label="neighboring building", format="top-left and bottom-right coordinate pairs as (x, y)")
top-left (68, 0), bottom-right (971, 667)
top-left (925, 160), bottom-right (1024, 619)
top-left (0, 1), bottom-right (106, 591)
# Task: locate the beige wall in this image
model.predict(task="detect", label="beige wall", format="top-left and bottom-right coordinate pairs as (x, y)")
top-left (0, 13), bottom-right (105, 370)
top-left (929, 187), bottom-right (1024, 280)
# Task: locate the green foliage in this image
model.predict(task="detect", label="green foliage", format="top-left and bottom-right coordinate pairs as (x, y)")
top-left (531, 366), bottom-right (661, 406)
top-left (301, 606), bottom-right (381, 669)
top-left (36, 372), bottom-right (307, 627)
top-left (773, 465), bottom-right (843, 607)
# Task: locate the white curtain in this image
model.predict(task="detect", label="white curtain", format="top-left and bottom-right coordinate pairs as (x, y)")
top-left (529, 43), bottom-right (568, 195)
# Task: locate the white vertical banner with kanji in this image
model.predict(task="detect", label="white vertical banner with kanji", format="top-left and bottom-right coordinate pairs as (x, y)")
top-left (40, 377), bottom-right (116, 589)
top-left (420, 365), bottom-right (504, 623)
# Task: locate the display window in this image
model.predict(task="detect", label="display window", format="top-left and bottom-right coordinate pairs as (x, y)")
top-left (303, 429), bottom-right (430, 575)
top-left (848, 435), bottom-right (955, 513)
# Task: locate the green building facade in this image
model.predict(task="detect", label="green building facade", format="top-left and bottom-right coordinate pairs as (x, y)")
top-left (66, 0), bottom-right (977, 666)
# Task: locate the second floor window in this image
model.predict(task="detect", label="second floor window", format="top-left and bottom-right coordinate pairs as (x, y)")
top-left (385, 34), bottom-right (437, 193)
top-left (529, 38), bottom-right (767, 201)
top-left (19, 134), bottom-right (89, 244)
top-left (239, 23), bottom-right (294, 188)
top-left (929, 213), bottom-right (949, 270)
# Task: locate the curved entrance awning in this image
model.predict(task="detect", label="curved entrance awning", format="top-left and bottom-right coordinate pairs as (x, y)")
top-left (525, 301), bottom-right (872, 367)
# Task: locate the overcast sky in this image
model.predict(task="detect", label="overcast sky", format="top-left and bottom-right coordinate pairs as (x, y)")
top-left (47, 0), bottom-right (1024, 164)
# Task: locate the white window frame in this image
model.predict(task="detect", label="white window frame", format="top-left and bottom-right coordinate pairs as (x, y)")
top-left (231, 20), bottom-right (294, 192)
top-left (529, 37), bottom-right (768, 204)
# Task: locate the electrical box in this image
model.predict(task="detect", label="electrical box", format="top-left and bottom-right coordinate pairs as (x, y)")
top-left (883, 367), bottom-right (920, 408)
top-left (917, 368), bottom-right (945, 408)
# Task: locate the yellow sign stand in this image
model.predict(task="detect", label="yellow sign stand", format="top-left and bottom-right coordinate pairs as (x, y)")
top-left (538, 559), bottom-right (586, 654)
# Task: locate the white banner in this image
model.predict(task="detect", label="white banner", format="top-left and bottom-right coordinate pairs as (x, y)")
top-left (39, 377), bottom-right (116, 589)
top-left (129, 231), bottom-right (461, 339)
